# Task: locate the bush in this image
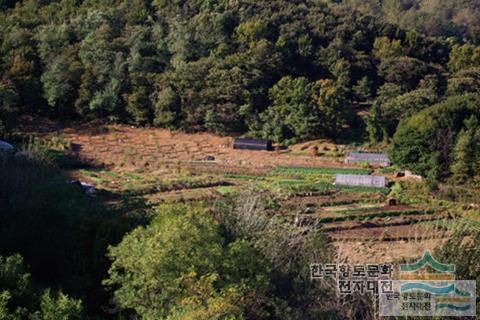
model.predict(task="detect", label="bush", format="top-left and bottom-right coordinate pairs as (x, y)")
top-left (0, 254), bottom-right (83, 319)
top-left (215, 190), bottom-right (340, 319)
top-left (104, 203), bottom-right (287, 319)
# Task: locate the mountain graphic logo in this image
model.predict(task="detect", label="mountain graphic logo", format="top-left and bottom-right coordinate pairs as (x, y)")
top-left (399, 251), bottom-right (472, 313)
top-left (400, 250), bottom-right (455, 274)
top-left (399, 250), bottom-right (455, 280)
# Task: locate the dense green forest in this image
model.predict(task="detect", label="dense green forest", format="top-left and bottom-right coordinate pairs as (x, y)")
top-left (342, 0), bottom-right (480, 42)
top-left (1, 0), bottom-right (480, 319)
top-left (1, 0), bottom-right (480, 182)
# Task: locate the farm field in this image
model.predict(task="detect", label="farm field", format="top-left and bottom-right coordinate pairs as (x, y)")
top-left (17, 119), bottom-right (452, 264)
top-left (18, 118), bottom-right (358, 171)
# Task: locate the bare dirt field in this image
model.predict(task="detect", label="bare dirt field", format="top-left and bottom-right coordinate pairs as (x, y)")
top-left (19, 118), bottom-right (356, 172)
top-left (334, 239), bottom-right (447, 264)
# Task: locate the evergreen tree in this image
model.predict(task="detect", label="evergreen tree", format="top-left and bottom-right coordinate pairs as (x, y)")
top-left (451, 116), bottom-right (479, 183)
top-left (353, 76), bottom-right (372, 100)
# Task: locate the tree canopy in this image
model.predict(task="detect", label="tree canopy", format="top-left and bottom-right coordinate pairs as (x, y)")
top-left (0, 0), bottom-right (478, 148)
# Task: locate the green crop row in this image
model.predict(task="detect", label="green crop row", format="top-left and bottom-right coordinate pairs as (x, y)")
top-left (334, 206), bottom-right (385, 214)
top-left (313, 181), bottom-right (390, 195)
top-left (216, 186), bottom-right (238, 196)
top-left (273, 166), bottom-right (372, 176)
top-left (422, 218), bottom-right (480, 233)
top-left (224, 173), bottom-right (264, 180)
top-left (379, 167), bottom-right (396, 174)
top-left (316, 198), bottom-right (383, 207)
top-left (318, 209), bottom-right (433, 224)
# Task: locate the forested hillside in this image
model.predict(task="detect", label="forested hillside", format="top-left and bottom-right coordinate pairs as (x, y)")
top-left (1, 0), bottom-right (480, 183)
top-left (342, 0), bottom-right (480, 42)
top-left (1, 1), bottom-right (480, 319)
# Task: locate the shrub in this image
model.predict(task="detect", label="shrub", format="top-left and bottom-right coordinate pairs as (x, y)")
top-left (104, 203), bottom-right (295, 319)
top-left (0, 254), bottom-right (83, 319)
top-left (215, 190), bottom-right (340, 319)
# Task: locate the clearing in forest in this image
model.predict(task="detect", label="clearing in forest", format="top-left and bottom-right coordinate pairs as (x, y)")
top-left (18, 119), bottom-right (452, 264)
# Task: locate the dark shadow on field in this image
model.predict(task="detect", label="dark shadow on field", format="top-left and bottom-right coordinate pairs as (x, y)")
top-left (0, 150), bottom-right (151, 318)
top-left (16, 115), bottom-right (113, 137)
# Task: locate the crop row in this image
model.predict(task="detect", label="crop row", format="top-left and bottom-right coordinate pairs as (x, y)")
top-left (333, 206), bottom-right (387, 214)
top-left (224, 173), bottom-right (264, 180)
top-left (318, 209), bottom-right (434, 224)
top-left (259, 179), bottom-right (390, 195)
top-left (272, 166), bottom-right (372, 176)
top-left (314, 181), bottom-right (390, 195)
top-left (317, 198), bottom-right (384, 207)
top-left (422, 218), bottom-right (480, 232)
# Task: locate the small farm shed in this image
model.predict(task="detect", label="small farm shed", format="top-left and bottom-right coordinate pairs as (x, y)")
top-left (233, 138), bottom-right (273, 151)
top-left (345, 152), bottom-right (390, 167)
top-left (334, 174), bottom-right (387, 188)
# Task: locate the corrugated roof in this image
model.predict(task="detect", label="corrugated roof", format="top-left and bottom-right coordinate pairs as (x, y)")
top-left (233, 138), bottom-right (273, 151)
top-left (335, 174), bottom-right (386, 187)
top-left (234, 138), bottom-right (271, 145)
top-left (346, 152), bottom-right (390, 163)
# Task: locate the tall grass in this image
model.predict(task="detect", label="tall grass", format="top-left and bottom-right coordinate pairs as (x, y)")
top-left (0, 142), bottom-right (54, 206)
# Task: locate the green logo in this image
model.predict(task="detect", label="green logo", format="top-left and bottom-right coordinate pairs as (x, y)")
top-left (400, 251), bottom-right (455, 273)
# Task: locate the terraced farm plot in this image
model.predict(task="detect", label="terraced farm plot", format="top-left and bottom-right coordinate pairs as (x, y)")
top-left (283, 192), bottom-right (385, 207)
top-left (22, 121), bottom-right (368, 173)
top-left (71, 165), bottom-right (237, 205)
top-left (18, 119), bottom-right (453, 265)
top-left (279, 191), bottom-right (451, 263)
top-left (322, 203), bottom-right (385, 212)
top-left (258, 167), bottom-right (391, 196)
top-left (323, 213), bottom-right (444, 232)
top-left (421, 217), bottom-right (480, 233)
top-left (330, 224), bottom-right (447, 241)
top-left (317, 207), bottom-right (432, 223)
top-left (334, 239), bottom-right (445, 264)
